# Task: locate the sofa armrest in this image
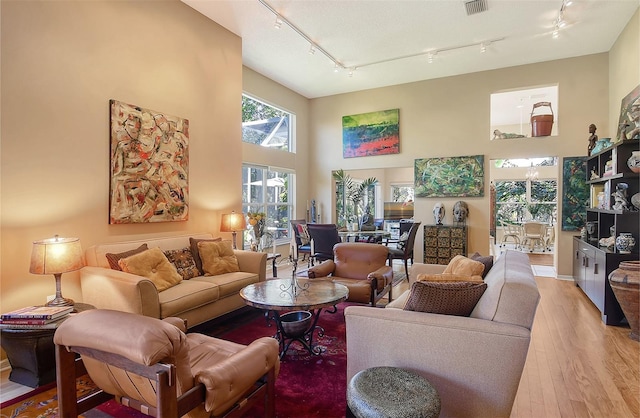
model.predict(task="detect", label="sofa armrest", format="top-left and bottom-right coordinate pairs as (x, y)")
top-left (80, 266), bottom-right (160, 318)
top-left (345, 306), bottom-right (531, 418)
top-left (234, 250), bottom-right (267, 282)
top-left (408, 263), bottom-right (447, 284)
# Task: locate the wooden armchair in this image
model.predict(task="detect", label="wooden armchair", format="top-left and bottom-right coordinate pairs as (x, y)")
top-left (54, 309), bottom-right (280, 418)
top-left (307, 242), bottom-right (393, 307)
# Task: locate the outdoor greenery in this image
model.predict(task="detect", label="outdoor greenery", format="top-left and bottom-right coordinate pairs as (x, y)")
top-left (495, 179), bottom-right (557, 224)
top-left (242, 95), bottom-right (290, 150)
top-left (333, 170), bottom-right (377, 228)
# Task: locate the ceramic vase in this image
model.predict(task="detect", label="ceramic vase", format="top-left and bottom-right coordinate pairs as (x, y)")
top-left (631, 193), bottom-right (640, 210)
top-left (615, 233), bottom-right (636, 254)
top-left (628, 151), bottom-right (640, 174)
top-left (608, 261), bottom-right (640, 341)
top-left (590, 138), bottom-right (611, 155)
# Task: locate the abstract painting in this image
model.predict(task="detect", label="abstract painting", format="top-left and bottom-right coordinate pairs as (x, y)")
top-left (616, 84), bottom-right (639, 141)
top-left (561, 156), bottom-right (588, 231)
top-left (109, 99), bottom-right (189, 224)
top-left (342, 109), bottom-right (399, 158)
top-left (415, 155), bottom-right (484, 197)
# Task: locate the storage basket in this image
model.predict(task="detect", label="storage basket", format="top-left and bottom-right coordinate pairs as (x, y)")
top-left (531, 102), bottom-right (554, 137)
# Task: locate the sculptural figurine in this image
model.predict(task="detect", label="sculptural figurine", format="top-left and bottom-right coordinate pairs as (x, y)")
top-left (360, 206), bottom-right (375, 231)
top-left (587, 124), bottom-right (598, 155)
top-left (433, 202), bottom-right (445, 225)
top-left (612, 182), bottom-right (629, 211)
top-left (310, 200), bottom-right (317, 223)
top-left (453, 201), bottom-right (469, 223)
top-left (493, 129), bottom-right (525, 140)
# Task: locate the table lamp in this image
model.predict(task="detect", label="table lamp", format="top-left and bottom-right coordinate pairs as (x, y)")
top-left (220, 211), bottom-right (246, 249)
top-left (29, 235), bottom-right (84, 307)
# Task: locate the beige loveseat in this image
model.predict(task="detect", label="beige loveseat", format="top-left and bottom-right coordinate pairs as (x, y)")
top-left (345, 250), bottom-right (540, 418)
top-left (81, 233), bottom-right (266, 328)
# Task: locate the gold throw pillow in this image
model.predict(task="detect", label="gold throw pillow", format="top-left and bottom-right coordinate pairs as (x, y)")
top-left (443, 255), bottom-right (485, 277)
top-left (198, 240), bottom-right (240, 276)
top-left (118, 247), bottom-right (182, 292)
top-left (416, 273), bottom-right (484, 283)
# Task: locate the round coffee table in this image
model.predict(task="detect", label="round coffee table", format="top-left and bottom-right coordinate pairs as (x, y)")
top-left (240, 278), bottom-right (348, 358)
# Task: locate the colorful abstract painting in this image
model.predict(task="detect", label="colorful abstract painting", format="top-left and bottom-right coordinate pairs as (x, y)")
top-left (342, 109), bottom-right (399, 158)
top-left (109, 100), bottom-right (189, 224)
top-left (562, 156), bottom-right (588, 231)
top-left (415, 155), bottom-right (485, 197)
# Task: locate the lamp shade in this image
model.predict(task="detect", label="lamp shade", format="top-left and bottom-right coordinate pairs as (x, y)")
top-left (30, 236), bottom-right (84, 275)
top-left (220, 212), bottom-right (246, 232)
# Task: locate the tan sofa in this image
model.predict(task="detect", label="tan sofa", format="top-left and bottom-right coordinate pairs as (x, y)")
top-left (81, 233), bottom-right (266, 328)
top-left (345, 250), bottom-right (540, 418)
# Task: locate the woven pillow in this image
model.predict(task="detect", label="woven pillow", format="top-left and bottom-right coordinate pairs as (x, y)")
top-left (404, 281), bottom-right (488, 316)
top-left (189, 237), bottom-right (222, 274)
top-left (164, 247), bottom-right (200, 280)
top-left (297, 224), bottom-right (310, 245)
top-left (470, 252), bottom-right (494, 278)
top-left (118, 247), bottom-right (182, 292)
top-left (416, 273), bottom-right (484, 283)
top-left (105, 244), bottom-right (148, 271)
top-left (198, 240), bottom-right (240, 276)
top-left (443, 255), bottom-right (485, 277)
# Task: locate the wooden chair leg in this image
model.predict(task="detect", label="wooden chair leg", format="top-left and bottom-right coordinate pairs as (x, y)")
top-left (56, 344), bottom-right (79, 418)
top-left (265, 367), bottom-right (276, 418)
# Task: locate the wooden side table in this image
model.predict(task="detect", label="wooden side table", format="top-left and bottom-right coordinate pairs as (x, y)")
top-left (0, 303), bottom-right (95, 387)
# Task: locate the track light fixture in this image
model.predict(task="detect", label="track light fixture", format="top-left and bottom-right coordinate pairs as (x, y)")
top-left (480, 42), bottom-right (487, 53)
top-left (309, 44), bottom-right (316, 55)
top-left (427, 52), bottom-right (435, 63)
top-left (552, 0), bottom-right (571, 38)
top-left (274, 15), bottom-right (283, 29)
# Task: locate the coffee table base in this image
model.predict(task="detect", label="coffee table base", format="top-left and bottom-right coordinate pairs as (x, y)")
top-left (268, 305), bottom-right (338, 359)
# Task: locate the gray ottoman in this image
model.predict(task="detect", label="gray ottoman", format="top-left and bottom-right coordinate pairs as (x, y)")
top-left (347, 366), bottom-right (441, 418)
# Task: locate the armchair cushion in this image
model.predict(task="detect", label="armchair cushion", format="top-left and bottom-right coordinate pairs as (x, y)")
top-left (443, 255), bottom-right (485, 277)
top-left (163, 247), bottom-right (200, 280)
top-left (105, 243), bottom-right (148, 271)
top-left (307, 259), bottom-right (336, 278)
top-left (118, 247), bottom-right (183, 292)
top-left (198, 240), bottom-right (240, 276)
top-left (404, 280), bottom-right (487, 316)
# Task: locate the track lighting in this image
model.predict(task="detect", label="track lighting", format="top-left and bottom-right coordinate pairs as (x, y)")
top-left (480, 42), bottom-right (487, 53)
top-left (427, 52), bottom-right (436, 63)
top-left (274, 15), bottom-right (283, 29)
top-left (334, 63), bottom-right (340, 73)
top-left (309, 44), bottom-right (316, 55)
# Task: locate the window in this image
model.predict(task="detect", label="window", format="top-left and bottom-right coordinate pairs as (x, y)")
top-left (494, 158), bottom-right (558, 225)
top-left (334, 174), bottom-right (377, 229)
top-left (242, 165), bottom-right (293, 250)
top-left (242, 95), bottom-right (291, 152)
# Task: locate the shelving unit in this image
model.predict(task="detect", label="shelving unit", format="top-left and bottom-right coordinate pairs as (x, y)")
top-left (573, 139), bottom-right (639, 325)
top-left (423, 225), bottom-right (467, 265)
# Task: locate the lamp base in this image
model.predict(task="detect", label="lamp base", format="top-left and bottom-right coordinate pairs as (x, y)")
top-left (45, 296), bottom-right (74, 307)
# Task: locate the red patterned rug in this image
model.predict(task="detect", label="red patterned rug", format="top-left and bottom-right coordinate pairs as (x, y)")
top-left (1, 303), bottom-right (351, 418)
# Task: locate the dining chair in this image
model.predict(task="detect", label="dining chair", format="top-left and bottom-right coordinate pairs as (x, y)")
top-left (290, 219), bottom-right (312, 264)
top-left (307, 223), bottom-right (342, 265)
top-left (387, 220), bottom-right (422, 280)
top-left (522, 221), bottom-right (547, 252)
top-left (499, 221), bottom-right (522, 249)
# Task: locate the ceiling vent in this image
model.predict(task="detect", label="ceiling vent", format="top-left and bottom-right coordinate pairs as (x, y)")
top-left (465, 0), bottom-right (488, 15)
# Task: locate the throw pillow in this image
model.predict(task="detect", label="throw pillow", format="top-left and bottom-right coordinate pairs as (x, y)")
top-left (443, 255), bottom-right (485, 277)
top-left (105, 244), bottom-right (148, 271)
top-left (297, 224), bottom-right (310, 245)
top-left (470, 252), bottom-right (494, 278)
top-left (416, 273), bottom-right (484, 283)
top-left (403, 281), bottom-right (488, 316)
top-left (118, 247), bottom-right (182, 292)
top-left (189, 237), bottom-right (222, 274)
top-left (163, 247), bottom-right (200, 280)
top-left (197, 240), bottom-right (240, 276)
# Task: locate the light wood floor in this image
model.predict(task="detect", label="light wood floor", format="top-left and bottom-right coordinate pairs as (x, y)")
top-left (2, 260), bottom-right (638, 417)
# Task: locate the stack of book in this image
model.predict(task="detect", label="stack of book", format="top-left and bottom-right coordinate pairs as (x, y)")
top-left (0, 306), bottom-right (74, 329)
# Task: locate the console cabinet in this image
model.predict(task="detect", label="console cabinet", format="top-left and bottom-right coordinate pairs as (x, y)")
top-left (573, 139), bottom-right (639, 325)
top-left (423, 225), bottom-right (467, 265)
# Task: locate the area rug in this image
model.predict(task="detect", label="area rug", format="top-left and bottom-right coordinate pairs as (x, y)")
top-left (1, 303), bottom-right (352, 418)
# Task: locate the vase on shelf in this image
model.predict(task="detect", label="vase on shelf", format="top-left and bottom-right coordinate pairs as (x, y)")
top-left (628, 151), bottom-right (640, 173)
top-left (590, 138), bottom-right (612, 155)
top-left (615, 233), bottom-right (636, 254)
top-left (608, 261), bottom-right (640, 341)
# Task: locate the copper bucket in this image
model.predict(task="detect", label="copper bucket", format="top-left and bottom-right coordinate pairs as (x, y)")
top-left (531, 102), bottom-right (554, 137)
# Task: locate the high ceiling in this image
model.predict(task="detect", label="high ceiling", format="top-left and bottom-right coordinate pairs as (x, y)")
top-left (183, 0), bottom-right (639, 99)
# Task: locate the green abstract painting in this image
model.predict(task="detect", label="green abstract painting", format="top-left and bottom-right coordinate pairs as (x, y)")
top-left (415, 155), bottom-right (484, 197)
top-left (562, 156), bottom-right (588, 231)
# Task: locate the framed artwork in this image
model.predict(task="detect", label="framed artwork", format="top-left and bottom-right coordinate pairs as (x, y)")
top-left (109, 99), bottom-right (189, 224)
top-left (561, 157), bottom-right (588, 231)
top-left (342, 109), bottom-right (399, 158)
top-left (415, 155), bottom-right (484, 197)
top-left (616, 84), bottom-right (640, 141)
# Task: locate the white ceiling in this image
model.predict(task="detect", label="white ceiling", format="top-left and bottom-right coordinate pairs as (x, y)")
top-left (183, 0), bottom-right (639, 99)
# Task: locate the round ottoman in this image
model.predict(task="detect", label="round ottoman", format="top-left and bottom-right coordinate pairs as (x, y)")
top-left (347, 366), bottom-right (441, 418)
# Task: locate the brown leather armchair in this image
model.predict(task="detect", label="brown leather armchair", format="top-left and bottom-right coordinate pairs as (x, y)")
top-left (307, 242), bottom-right (393, 307)
top-left (54, 309), bottom-right (280, 418)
